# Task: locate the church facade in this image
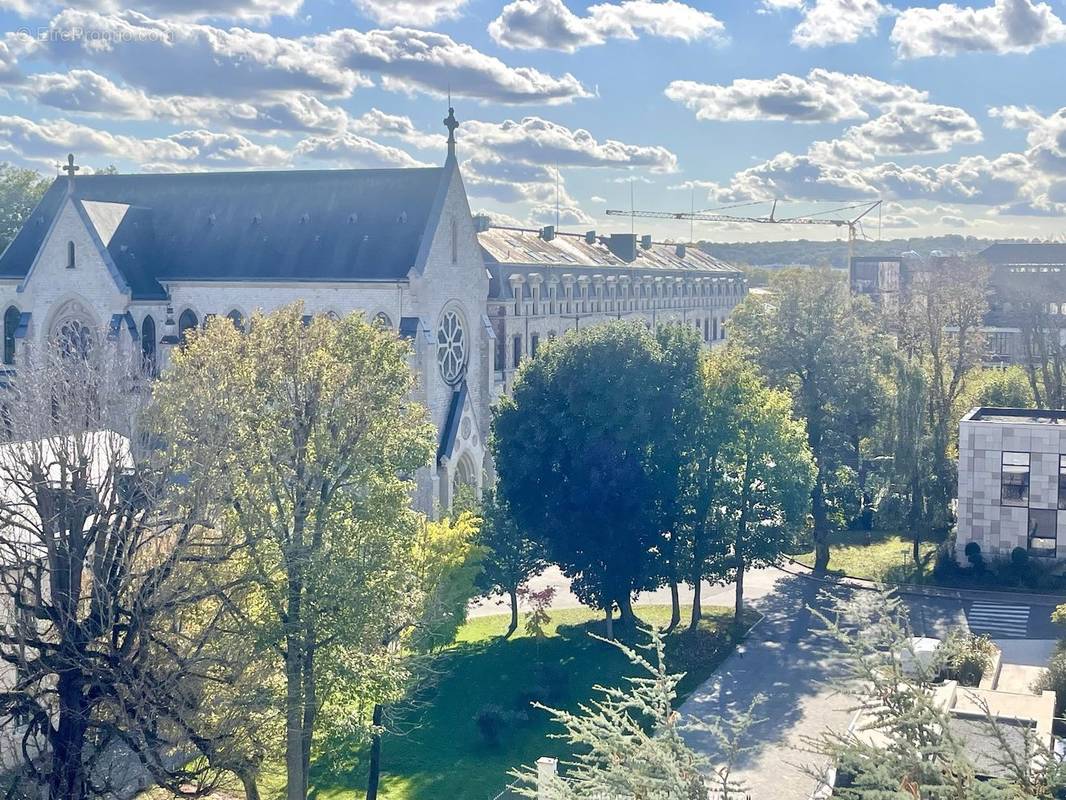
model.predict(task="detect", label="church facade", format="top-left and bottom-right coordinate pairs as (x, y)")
top-left (0, 118), bottom-right (745, 516)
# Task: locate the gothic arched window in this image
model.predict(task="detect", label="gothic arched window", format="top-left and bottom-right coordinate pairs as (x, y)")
top-left (436, 308), bottom-right (466, 386)
top-left (141, 315), bottom-right (156, 375)
top-left (3, 306), bottom-right (19, 365)
top-left (227, 309), bottom-right (245, 331)
top-left (67, 241), bottom-right (76, 270)
top-left (56, 318), bottom-right (93, 360)
top-left (178, 309), bottom-right (199, 345)
top-left (372, 311), bottom-right (392, 329)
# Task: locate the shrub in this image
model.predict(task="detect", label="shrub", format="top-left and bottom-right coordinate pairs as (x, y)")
top-left (474, 704), bottom-right (508, 747)
top-left (932, 545), bottom-right (960, 580)
top-left (964, 541), bottom-right (985, 572)
top-left (939, 629), bottom-right (996, 686)
top-left (1034, 644), bottom-right (1066, 716)
top-left (1011, 546), bottom-right (1029, 568)
top-left (872, 494), bottom-right (906, 532)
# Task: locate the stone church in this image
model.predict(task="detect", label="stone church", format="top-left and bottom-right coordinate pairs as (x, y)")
top-left (0, 111), bottom-right (745, 515)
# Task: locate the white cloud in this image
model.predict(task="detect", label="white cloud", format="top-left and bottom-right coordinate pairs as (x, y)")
top-left (0, 114), bottom-right (290, 169)
top-left (828, 102), bottom-right (983, 158)
top-left (317, 27), bottom-right (591, 104)
top-left (989, 104), bottom-right (1048, 129)
top-left (348, 108), bottom-right (442, 149)
top-left (792, 0), bottom-right (891, 47)
top-left (293, 133), bottom-right (429, 168)
top-left (0, 0), bottom-right (302, 22)
top-left (353, 0), bottom-right (468, 26)
top-left (488, 0), bottom-right (724, 52)
top-left (461, 116), bottom-right (678, 172)
top-left (664, 68), bottom-right (925, 123)
top-left (14, 11), bottom-right (591, 106)
top-left (529, 203), bottom-right (594, 225)
top-left (891, 0), bottom-right (1066, 58)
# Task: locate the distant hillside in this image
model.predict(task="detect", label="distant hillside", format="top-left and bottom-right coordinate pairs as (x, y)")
top-left (698, 235), bottom-right (1026, 269)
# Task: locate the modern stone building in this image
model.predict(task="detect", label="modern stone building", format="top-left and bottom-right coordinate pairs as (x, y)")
top-left (957, 407), bottom-right (1066, 560)
top-left (0, 112), bottom-right (745, 515)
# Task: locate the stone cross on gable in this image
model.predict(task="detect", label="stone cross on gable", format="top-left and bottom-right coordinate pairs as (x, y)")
top-left (443, 107), bottom-right (458, 160)
top-left (62, 153), bottom-right (79, 186)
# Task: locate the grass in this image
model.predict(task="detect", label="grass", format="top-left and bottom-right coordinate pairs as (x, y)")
top-left (793, 529), bottom-right (942, 584)
top-left (241, 604), bottom-right (754, 800)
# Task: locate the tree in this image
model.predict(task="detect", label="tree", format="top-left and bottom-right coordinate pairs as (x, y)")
top-left (685, 350), bottom-right (749, 631)
top-left (729, 268), bottom-right (883, 574)
top-left (152, 305), bottom-right (435, 800)
top-left (0, 341), bottom-right (243, 800)
top-left (720, 377), bottom-right (814, 627)
top-left (0, 164), bottom-right (48, 251)
top-left (900, 258), bottom-right (989, 527)
top-left (650, 323), bottom-right (705, 632)
top-left (494, 322), bottom-right (666, 637)
top-left (475, 489), bottom-right (546, 638)
top-left (511, 627), bottom-right (763, 799)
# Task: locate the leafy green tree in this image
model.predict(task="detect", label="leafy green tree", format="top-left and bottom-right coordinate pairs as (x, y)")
top-left (900, 257), bottom-right (989, 528)
top-left (152, 305), bottom-right (435, 800)
top-left (0, 163), bottom-right (48, 250)
top-left (686, 349), bottom-right (750, 631)
top-left (650, 323), bottom-right (705, 632)
top-left (511, 628), bottom-right (763, 799)
top-left (494, 322), bottom-right (664, 637)
top-left (729, 268), bottom-right (883, 573)
top-left (720, 377), bottom-right (814, 627)
top-left (475, 489), bottom-right (546, 638)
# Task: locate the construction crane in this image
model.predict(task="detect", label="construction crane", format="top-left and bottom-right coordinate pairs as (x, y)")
top-left (605, 199), bottom-right (883, 262)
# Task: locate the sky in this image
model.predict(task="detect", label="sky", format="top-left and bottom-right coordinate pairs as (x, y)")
top-left (0, 0), bottom-right (1064, 243)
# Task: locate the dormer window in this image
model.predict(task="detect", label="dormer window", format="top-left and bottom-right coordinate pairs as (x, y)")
top-left (67, 241), bottom-right (75, 269)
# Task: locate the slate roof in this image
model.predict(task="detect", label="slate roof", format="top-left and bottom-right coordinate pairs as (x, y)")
top-left (0, 167), bottom-right (448, 300)
top-left (980, 243), bottom-right (1066, 266)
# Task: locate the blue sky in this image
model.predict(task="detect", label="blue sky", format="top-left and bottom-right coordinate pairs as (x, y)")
top-left (0, 0), bottom-right (1064, 242)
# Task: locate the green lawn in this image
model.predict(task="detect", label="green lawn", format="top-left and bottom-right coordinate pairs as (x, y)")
top-left (793, 529), bottom-right (941, 583)
top-left (246, 604), bottom-right (753, 800)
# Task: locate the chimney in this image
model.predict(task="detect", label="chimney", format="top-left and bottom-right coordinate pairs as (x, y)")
top-left (473, 213), bottom-right (491, 233)
top-left (606, 233), bottom-right (638, 263)
top-left (584, 230), bottom-right (596, 244)
top-left (640, 234), bottom-right (653, 250)
top-left (675, 243), bottom-right (686, 258)
top-left (540, 225), bottom-right (555, 241)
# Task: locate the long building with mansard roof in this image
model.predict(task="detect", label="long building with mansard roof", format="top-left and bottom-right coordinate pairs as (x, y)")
top-left (0, 111), bottom-right (746, 515)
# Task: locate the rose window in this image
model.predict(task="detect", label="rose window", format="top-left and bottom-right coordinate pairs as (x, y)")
top-left (437, 310), bottom-right (466, 385)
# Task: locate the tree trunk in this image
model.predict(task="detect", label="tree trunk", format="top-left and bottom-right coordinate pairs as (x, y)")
top-left (300, 636), bottom-right (316, 799)
top-left (667, 581), bottom-right (681, 633)
top-left (285, 640), bottom-right (305, 800)
top-left (734, 556), bottom-right (745, 631)
top-left (50, 671), bottom-right (88, 800)
top-left (689, 578), bottom-right (702, 632)
top-left (604, 604), bottom-right (614, 641)
top-left (617, 593), bottom-right (637, 629)
top-left (811, 477), bottom-right (830, 574)
top-left (365, 704), bottom-right (383, 800)
top-left (238, 769), bottom-right (262, 800)
top-left (505, 586), bottom-right (519, 638)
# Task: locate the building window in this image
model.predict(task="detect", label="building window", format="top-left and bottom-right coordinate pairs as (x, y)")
top-left (530, 333), bottom-right (539, 358)
top-left (1059, 455), bottom-right (1066, 510)
top-left (141, 314), bottom-right (156, 376)
top-left (436, 309), bottom-right (467, 386)
top-left (3, 306), bottom-right (19, 365)
top-left (178, 309), bottom-right (199, 345)
top-left (67, 241), bottom-right (76, 269)
top-left (1001, 451), bottom-right (1030, 507)
top-left (227, 309), bottom-right (245, 331)
top-left (1029, 508), bottom-right (1057, 556)
top-left (451, 218), bottom-right (458, 264)
top-left (372, 311), bottom-right (391, 330)
top-left (512, 334), bottom-right (522, 369)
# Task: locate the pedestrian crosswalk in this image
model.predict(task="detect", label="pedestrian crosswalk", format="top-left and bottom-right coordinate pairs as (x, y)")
top-left (966, 602), bottom-right (1030, 638)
